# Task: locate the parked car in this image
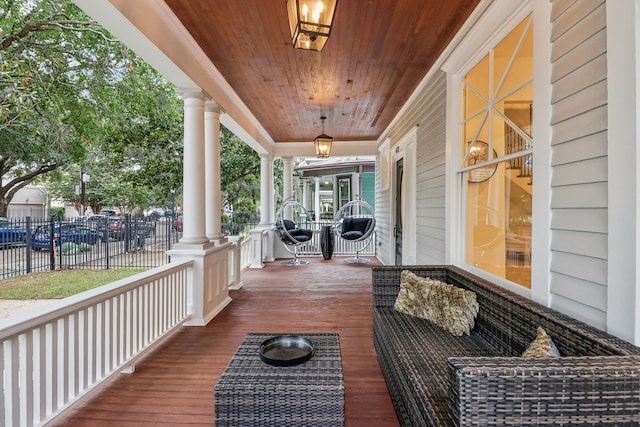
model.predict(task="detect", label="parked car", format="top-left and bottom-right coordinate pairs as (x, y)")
top-left (0, 218), bottom-right (28, 247)
top-left (31, 224), bottom-right (103, 250)
top-left (105, 218), bottom-right (154, 241)
top-left (173, 216), bottom-right (183, 232)
top-left (106, 218), bottom-right (125, 240)
top-left (99, 209), bottom-right (120, 217)
top-left (145, 210), bottom-right (165, 221)
top-left (87, 215), bottom-right (108, 229)
top-left (86, 215), bottom-right (126, 241)
top-left (131, 219), bottom-right (156, 237)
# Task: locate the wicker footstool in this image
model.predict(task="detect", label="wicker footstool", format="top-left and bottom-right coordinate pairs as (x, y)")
top-left (214, 333), bottom-right (344, 426)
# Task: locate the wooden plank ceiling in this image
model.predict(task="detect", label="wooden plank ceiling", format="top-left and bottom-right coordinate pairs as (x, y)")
top-left (164, 0), bottom-right (480, 143)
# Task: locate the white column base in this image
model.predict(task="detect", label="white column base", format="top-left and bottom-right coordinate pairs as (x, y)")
top-left (209, 234), bottom-right (228, 245)
top-left (262, 228), bottom-right (275, 263)
top-left (249, 228), bottom-right (265, 268)
top-left (168, 241), bottom-right (232, 326)
top-left (227, 235), bottom-right (244, 290)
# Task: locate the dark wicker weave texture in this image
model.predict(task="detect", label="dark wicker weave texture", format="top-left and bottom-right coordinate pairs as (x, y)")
top-left (372, 265), bottom-right (640, 427)
top-left (214, 333), bottom-right (344, 427)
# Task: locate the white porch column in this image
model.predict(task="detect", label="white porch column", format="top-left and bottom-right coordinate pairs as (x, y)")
top-left (259, 153), bottom-right (274, 227)
top-left (302, 179), bottom-right (309, 210)
top-left (180, 92), bottom-right (208, 244)
top-left (205, 101), bottom-right (226, 243)
top-left (256, 153), bottom-right (275, 264)
top-left (314, 176), bottom-right (321, 222)
top-left (169, 91), bottom-right (231, 327)
top-left (283, 156), bottom-right (293, 200)
top-left (283, 156), bottom-right (293, 218)
top-left (352, 172), bottom-right (360, 200)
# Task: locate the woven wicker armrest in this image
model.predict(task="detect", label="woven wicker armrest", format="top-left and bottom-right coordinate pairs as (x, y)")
top-left (448, 355), bottom-right (640, 426)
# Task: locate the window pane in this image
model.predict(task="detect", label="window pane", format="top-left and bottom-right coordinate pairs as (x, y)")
top-left (465, 54), bottom-right (490, 101)
top-left (461, 110), bottom-right (488, 163)
top-left (463, 81), bottom-right (488, 121)
top-left (465, 157), bottom-right (532, 288)
top-left (495, 17), bottom-right (533, 102)
top-left (461, 15), bottom-right (533, 289)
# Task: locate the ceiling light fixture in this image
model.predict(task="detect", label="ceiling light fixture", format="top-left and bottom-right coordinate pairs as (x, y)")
top-left (286, 0), bottom-right (338, 52)
top-left (314, 115), bottom-right (333, 158)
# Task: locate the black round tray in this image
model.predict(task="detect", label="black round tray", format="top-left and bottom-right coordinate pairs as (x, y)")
top-left (259, 335), bottom-right (314, 367)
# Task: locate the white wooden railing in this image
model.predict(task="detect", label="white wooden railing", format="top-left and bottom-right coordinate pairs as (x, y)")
top-left (238, 236), bottom-right (252, 270)
top-left (240, 224), bottom-right (376, 267)
top-left (227, 236), bottom-right (252, 289)
top-left (296, 225), bottom-right (376, 257)
top-left (0, 260), bottom-right (193, 427)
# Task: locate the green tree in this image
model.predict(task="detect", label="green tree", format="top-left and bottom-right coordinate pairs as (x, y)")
top-left (90, 55), bottom-right (183, 213)
top-left (220, 126), bottom-right (260, 220)
top-left (0, 0), bottom-right (129, 216)
top-left (4, 0), bottom-right (266, 223)
top-left (39, 39), bottom-right (185, 214)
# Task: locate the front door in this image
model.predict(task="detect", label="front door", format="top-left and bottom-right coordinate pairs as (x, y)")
top-left (394, 158), bottom-right (403, 265)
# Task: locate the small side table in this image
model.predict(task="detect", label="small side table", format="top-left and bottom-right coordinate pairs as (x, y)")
top-left (214, 333), bottom-right (344, 426)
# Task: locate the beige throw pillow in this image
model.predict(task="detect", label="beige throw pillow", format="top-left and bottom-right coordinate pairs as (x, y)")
top-left (394, 270), bottom-right (479, 336)
top-left (522, 326), bottom-right (561, 357)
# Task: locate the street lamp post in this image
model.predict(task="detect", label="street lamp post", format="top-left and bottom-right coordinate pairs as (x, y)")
top-left (169, 189), bottom-right (176, 248)
top-left (80, 169), bottom-right (90, 216)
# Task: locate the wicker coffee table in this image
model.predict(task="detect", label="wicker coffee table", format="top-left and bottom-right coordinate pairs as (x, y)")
top-left (214, 333), bottom-right (344, 426)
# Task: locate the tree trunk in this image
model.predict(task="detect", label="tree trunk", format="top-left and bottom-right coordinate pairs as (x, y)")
top-left (0, 198), bottom-right (9, 218)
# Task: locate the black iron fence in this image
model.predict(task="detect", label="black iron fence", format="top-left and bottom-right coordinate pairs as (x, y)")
top-left (0, 216), bottom-right (258, 280)
top-left (222, 220), bottom-right (259, 237)
top-left (0, 216), bottom-right (173, 279)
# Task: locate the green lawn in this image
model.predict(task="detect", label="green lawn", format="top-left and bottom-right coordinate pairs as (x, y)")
top-left (0, 269), bottom-right (147, 300)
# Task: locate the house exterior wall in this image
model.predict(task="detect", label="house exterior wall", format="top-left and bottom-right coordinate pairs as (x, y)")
top-left (549, 0), bottom-right (609, 329)
top-left (378, 0), bottom-right (640, 343)
top-left (376, 71), bottom-right (447, 266)
top-left (414, 72), bottom-right (447, 265)
top-left (7, 186), bottom-right (50, 219)
top-left (361, 172), bottom-right (376, 210)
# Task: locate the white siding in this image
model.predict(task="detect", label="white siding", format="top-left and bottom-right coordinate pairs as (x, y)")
top-left (375, 154), bottom-right (392, 265)
top-left (378, 0), bottom-right (625, 337)
top-left (415, 73), bottom-right (447, 264)
top-left (549, 0), bottom-right (607, 328)
top-left (376, 71), bottom-right (448, 266)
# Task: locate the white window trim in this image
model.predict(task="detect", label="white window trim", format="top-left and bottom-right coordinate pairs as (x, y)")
top-left (530, 0), bottom-right (552, 306)
top-left (391, 128), bottom-right (418, 265)
top-left (606, 1), bottom-right (640, 345)
top-left (378, 138), bottom-right (391, 192)
top-left (442, 0), bottom-right (548, 298)
top-left (378, 137), bottom-right (396, 266)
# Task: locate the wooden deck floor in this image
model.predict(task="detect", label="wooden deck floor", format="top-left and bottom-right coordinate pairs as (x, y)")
top-left (52, 257), bottom-right (400, 426)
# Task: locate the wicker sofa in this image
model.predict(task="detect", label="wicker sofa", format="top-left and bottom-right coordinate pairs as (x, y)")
top-left (372, 265), bottom-right (640, 426)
